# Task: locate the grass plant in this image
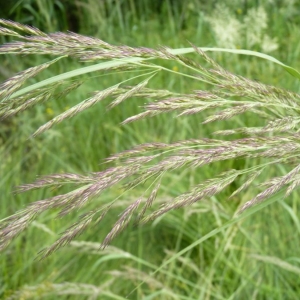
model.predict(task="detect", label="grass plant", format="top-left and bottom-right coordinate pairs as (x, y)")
top-left (1, 1), bottom-right (300, 299)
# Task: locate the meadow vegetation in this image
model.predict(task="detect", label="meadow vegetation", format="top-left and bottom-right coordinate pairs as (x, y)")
top-left (1, 1), bottom-right (300, 299)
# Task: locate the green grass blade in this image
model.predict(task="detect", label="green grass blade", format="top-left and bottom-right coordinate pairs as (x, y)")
top-left (8, 48), bottom-right (299, 101)
top-left (8, 56), bottom-right (148, 99)
top-left (169, 47), bottom-right (300, 80)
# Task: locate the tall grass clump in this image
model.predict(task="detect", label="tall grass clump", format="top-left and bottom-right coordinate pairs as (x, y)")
top-left (1, 18), bottom-right (300, 260)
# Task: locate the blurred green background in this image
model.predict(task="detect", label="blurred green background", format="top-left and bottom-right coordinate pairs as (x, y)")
top-left (1, 0), bottom-right (300, 299)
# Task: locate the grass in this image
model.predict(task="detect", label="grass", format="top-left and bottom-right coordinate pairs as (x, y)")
top-left (1, 1), bottom-right (300, 299)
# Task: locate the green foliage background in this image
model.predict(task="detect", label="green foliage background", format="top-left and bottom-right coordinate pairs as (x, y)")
top-left (1, 0), bottom-right (300, 299)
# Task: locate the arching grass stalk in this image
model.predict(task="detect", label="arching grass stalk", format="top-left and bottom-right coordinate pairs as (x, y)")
top-left (1, 19), bottom-right (300, 258)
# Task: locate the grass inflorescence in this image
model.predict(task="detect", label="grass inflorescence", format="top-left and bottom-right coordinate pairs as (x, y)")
top-left (0, 18), bottom-right (300, 263)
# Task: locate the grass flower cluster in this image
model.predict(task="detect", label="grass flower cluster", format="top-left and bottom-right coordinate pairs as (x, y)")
top-left (0, 19), bottom-right (300, 259)
top-left (206, 4), bottom-right (278, 52)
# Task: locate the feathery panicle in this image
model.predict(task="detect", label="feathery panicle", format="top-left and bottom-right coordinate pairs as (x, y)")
top-left (0, 19), bottom-right (165, 60)
top-left (285, 175), bottom-right (300, 197)
top-left (0, 27), bottom-right (20, 37)
top-left (214, 116), bottom-right (300, 135)
top-left (240, 164), bottom-right (300, 211)
top-left (101, 198), bottom-right (142, 248)
top-left (0, 80), bottom-right (82, 121)
top-left (229, 170), bottom-right (264, 199)
top-left (3, 134), bottom-right (300, 253)
top-left (0, 19), bottom-right (46, 37)
top-left (15, 173), bottom-right (97, 193)
top-left (108, 74), bottom-right (156, 109)
top-left (31, 85), bottom-right (120, 137)
top-left (0, 57), bottom-right (62, 101)
top-left (136, 182), bottom-right (161, 224)
top-left (1, 21), bottom-right (300, 255)
top-left (38, 211), bottom-right (96, 259)
top-left (0, 209), bottom-right (38, 251)
top-left (0, 90), bottom-right (52, 120)
top-left (139, 170), bottom-right (239, 225)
